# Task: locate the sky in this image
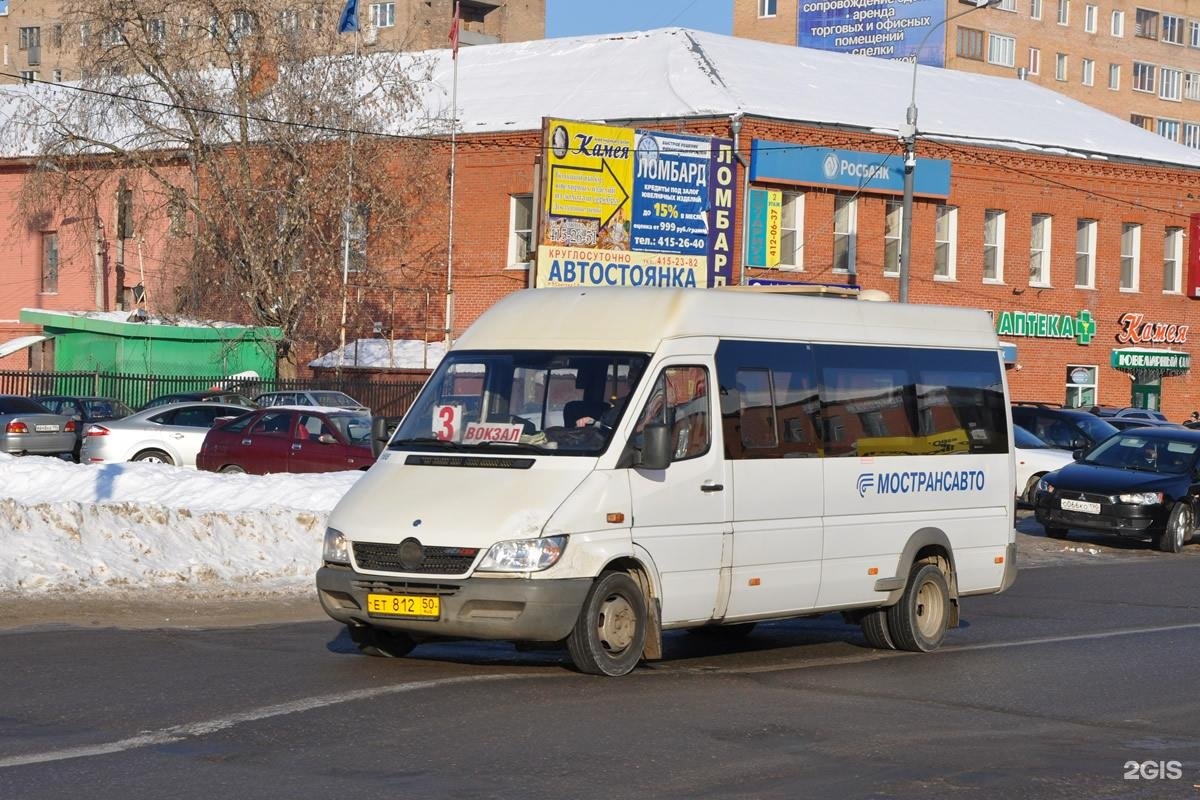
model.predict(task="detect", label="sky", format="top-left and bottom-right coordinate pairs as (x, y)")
top-left (545, 0), bottom-right (732, 38)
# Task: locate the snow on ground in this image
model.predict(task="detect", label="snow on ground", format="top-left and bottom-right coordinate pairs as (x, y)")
top-left (0, 452), bottom-right (361, 595)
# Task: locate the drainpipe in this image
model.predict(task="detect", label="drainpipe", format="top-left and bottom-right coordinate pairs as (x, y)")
top-left (730, 112), bottom-right (750, 286)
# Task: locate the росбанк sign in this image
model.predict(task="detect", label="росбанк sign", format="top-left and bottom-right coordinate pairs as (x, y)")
top-left (750, 142), bottom-right (950, 199)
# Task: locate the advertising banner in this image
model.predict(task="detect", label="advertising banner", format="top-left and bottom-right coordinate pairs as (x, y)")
top-left (746, 188), bottom-right (782, 268)
top-left (751, 141), bottom-right (951, 199)
top-left (798, 0), bottom-right (948, 66)
top-left (537, 118), bottom-right (736, 288)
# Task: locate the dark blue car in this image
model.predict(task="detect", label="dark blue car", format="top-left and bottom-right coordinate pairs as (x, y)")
top-left (1033, 426), bottom-right (1200, 553)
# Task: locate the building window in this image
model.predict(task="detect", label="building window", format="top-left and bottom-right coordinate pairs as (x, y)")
top-left (1164, 227), bottom-right (1184, 292)
top-left (934, 205), bottom-right (958, 280)
top-left (1133, 62), bottom-right (1156, 93)
top-left (1162, 14), bottom-right (1185, 44)
top-left (884, 199), bottom-right (901, 276)
top-left (1057, 0), bottom-right (1069, 25)
top-left (1055, 53), bottom-right (1067, 81)
top-left (957, 27), bottom-right (984, 60)
top-left (1109, 63), bottom-right (1121, 89)
top-left (780, 191), bottom-right (804, 269)
top-left (1185, 72), bottom-right (1200, 100)
top-left (1158, 118), bottom-right (1180, 141)
top-left (1160, 68), bottom-right (1182, 100)
top-left (1135, 8), bottom-right (1158, 39)
top-left (983, 210), bottom-right (1005, 282)
top-left (279, 9), bottom-right (300, 33)
top-left (51, 69), bottom-right (61, 82)
top-left (18, 27), bottom-right (40, 50)
top-left (1030, 214), bottom-right (1052, 285)
top-left (1075, 218), bottom-right (1096, 287)
top-left (1184, 122), bottom-right (1200, 148)
top-left (146, 18), bottom-right (166, 43)
top-left (759, 0), bottom-right (777, 17)
top-left (1081, 58), bottom-right (1094, 86)
top-left (41, 231), bottom-right (58, 293)
top-left (51, 24), bottom-right (63, 48)
top-left (1120, 223), bottom-right (1141, 291)
top-left (1111, 10), bottom-right (1124, 36)
top-left (997, 0), bottom-right (1016, 10)
top-left (1065, 365), bottom-right (1097, 408)
top-left (988, 33), bottom-right (1015, 66)
top-left (1028, 47), bottom-right (1040, 75)
top-left (369, 3), bottom-right (395, 28)
top-left (833, 195), bottom-right (857, 274)
top-left (1130, 114), bottom-right (1153, 130)
top-left (19, 70), bottom-right (36, 83)
top-left (508, 194), bottom-right (533, 267)
top-left (1192, 19), bottom-right (1200, 47)
top-left (1084, 4), bottom-right (1097, 32)
top-left (1030, 0), bottom-right (1042, 19)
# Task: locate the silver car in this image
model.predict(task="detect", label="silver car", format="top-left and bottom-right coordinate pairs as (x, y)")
top-left (79, 402), bottom-right (252, 467)
top-left (253, 390), bottom-right (369, 412)
top-left (0, 395), bottom-right (76, 457)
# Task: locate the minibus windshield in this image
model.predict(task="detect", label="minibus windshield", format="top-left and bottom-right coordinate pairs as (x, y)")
top-left (391, 350), bottom-right (651, 455)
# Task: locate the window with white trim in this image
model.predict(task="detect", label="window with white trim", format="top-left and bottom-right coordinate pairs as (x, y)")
top-left (1030, 214), bottom-right (1052, 285)
top-left (780, 191), bottom-right (804, 269)
top-left (1184, 122), bottom-right (1200, 148)
top-left (1158, 118), bottom-right (1180, 141)
top-left (988, 33), bottom-right (1015, 66)
top-left (1111, 9), bottom-right (1124, 36)
top-left (1191, 19), bottom-right (1200, 47)
top-left (1084, 4), bottom-right (1097, 32)
top-left (1055, 53), bottom-right (1068, 81)
top-left (1057, 0), bottom-right (1069, 25)
top-left (1160, 68), bottom-right (1182, 100)
top-left (1075, 218), bottom-right (1096, 287)
top-left (279, 9), bottom-right (299, 32)
top-left (833, 195), bottom-right (857, 274)
top-left (1065, 365), bottom-right (1097, 408)
top-left (1133, 61), bottom-right (1156, 92)
top-left (997, 0), bottom-right (1016, 10)
top-left (759, 0), bottom-right (777, 17)
top-left (1081, 58), bottom-right (1094, 86)
top-left (934, 205), bottom-right (958, 280)
top-left (146, 18), bottom-right (166, 43)
top-left (1186, 72), bottom-right (1200, 100)
top-left (369, 3), bottom-right (395, 28)
top-left (1120, 223), bottom-right (1141, 291)
top-left (1135, 8), bottom-right (1158, 39)
top-left (1162, 14), bottom-right (1184, 44)
top-left (983, 210), bottom-right (1006, 282)
top-left (1164, 227), bottom-right (1184, 292)
top-left (507, 194), bottom-right (533, 268)
top-left (1028, 47), bottom-right (1040, 75)
top-left (19, 70), bottom-right (36, 84)
top-left (1109, 63), bottom-right (1121, 89)
top-left (1030, 0), bottom-right (1042, 19)
top-left (884, 199), bottom-right (901, 276)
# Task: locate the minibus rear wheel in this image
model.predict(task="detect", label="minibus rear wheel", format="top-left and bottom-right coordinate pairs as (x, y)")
top-left (885, 563), bottom-right (949, 652)
top-left (566, 570), bottom-right (647, 677)
top-left (349, 625), bottom-right (417, 658)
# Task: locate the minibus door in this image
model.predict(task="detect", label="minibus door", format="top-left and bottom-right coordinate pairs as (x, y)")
top-left (626, 362), bottom-right (731, 626)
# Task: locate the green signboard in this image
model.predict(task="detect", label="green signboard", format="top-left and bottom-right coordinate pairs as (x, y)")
top-left (1111, 350), bottom-right (1191, 371)
top-left (995, 309), bottom-right (1096, 345)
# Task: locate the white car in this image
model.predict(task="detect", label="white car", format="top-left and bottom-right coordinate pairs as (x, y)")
top-left (1014, 424), bottom-right (1075, 504)
top-left (79, 402), bottom-right (252, 468)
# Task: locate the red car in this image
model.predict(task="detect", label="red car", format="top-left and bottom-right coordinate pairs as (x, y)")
top-left (197, 407), bottom-right (377, 474)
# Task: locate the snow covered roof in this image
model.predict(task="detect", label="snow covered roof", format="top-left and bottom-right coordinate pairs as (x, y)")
top-left (309, 338), bottom-right (446, 370)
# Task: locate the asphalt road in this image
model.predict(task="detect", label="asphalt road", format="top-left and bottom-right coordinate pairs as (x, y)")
top-left (2, 536), bottom-right (1199, 799)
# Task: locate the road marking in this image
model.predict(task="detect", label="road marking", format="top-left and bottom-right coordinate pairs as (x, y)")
top-left (0, 673), bottom-right (529, 770)
top-left (944, 620), bottom-right (1200, 653)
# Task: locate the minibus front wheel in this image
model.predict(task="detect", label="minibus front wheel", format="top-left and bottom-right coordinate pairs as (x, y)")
top-left (566, 570), bottom-right (647, 677)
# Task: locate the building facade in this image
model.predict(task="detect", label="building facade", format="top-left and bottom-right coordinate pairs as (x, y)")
top-left (735, 0), bottom-right (1200, 149)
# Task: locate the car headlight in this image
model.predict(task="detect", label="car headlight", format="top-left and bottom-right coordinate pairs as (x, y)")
top-left (323, 527), bottom-right (351, 565)
top-left (1037, 478), bottom-right (1054, 494)
top-left (477, 535), bottom-right (568, 572)
top-left (1117, 491), bottom-right (1163, 505)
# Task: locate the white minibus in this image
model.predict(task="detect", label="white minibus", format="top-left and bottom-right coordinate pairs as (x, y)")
top-left (316, 287), bottom-right (1017, 676)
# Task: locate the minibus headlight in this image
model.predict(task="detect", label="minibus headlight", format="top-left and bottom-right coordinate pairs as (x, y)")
top-left (1117, 491), bottom-right (1163, 505)
top-left (323, 527), bottom-right (351, 565)
top-left (477, 535), bottom-right (568, 572)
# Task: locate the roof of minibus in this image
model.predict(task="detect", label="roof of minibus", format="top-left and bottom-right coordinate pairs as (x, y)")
top-left (451, 288), bottom-right (999, 353)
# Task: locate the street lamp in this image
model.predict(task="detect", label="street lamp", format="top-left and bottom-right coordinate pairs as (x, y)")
top-left (899, 0), bottom-right (1003, 303)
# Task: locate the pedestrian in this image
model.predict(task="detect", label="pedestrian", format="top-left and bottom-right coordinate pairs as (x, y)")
top-left (1186, 411), bottom-right (1200, 427)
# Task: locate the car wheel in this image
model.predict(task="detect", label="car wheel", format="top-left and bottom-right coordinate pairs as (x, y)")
top-left (219, 464), bottom-right (246, 474)
top-left (859, 608), bottom-right (896, 650)
top-left (1022, 474), bottom-right (1042, 504)
top-left (1159, 503), bottom-right (1191, 553)
top-left (885, 563), bottom-right (950, 652)
top-left (348, 625), bottom-right (416, 658)
top-left (566, 571), bottom-right (646, 677)
top-left (132, 449), bottom-right (174, 465)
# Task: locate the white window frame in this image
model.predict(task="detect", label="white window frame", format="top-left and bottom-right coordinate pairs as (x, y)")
top-left (1055, 53), bottom-right (1068, 81)
top-left (1111, 9), bottom-right (1124, 35)
top-left (1160, 67), bottom-right (1182, 100)
top-left (780, 191), bottom-right (805, 270)
top-left (1164, 227), bottom-right (1184, 293)
top-left (1133, 61), bottom-right (1156, 93)
top-left (1030, 214), bottom-right (1052, 286)
top-left (1185, 72), bottom-right (1200, 100)
top-left (1081, 58), bottom-right (1094, 86)
top-left (1028, 47), bottom-right (1040, 75)
top-left (279, 9), bottom-right (299, 33)
top-left (1162, 14), bottom-right (1185, 44)
top-left (997, 0), bottom-right (1016, 10)
top-left (1075, 218), bottom-right (1097, 288)
top-left (1065, 365), bottom-right (1098, 408)
top-left (1030, 0), bottom-right (1042, 20)
top-left (1157, 118), bottom-right (1181, 141)
top-left (759, 0), bottom-right (778, 18)
top-left (1057, 0), bottom-right (1069, 25)
top-left (883, 199), bottom-right (901, 277)
top-left (832, 195), bottom-right (857, 274)
top-left (1120, 222), bottom-right (1141, 291)
top-left (1184, 122), bottom-right (1200, 148)
top-left (1191, 19), bottom-right (1200, 47)
top-left (369, 2), bottom-right (396, 28)
top-left (507, 194), bottom-right (533, 269)
top-left (146, 18), bottom-right (166, 43)
top-left (983, 210), bottom-right (1006, 283)
top-left (988, 33), bottom-right (1015, 67)
top-left (1084, 4), bottom-right (1097, 32)
top-left (934, 205), bottom-right (958, 281)
top-left (1109, 63), bottom-right (1121, 90)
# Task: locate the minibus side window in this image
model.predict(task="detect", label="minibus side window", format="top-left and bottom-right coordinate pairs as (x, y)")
top-left (816, 345), bottom-right (917, 457)
top-left (715, 339), bottom-right (821, 460)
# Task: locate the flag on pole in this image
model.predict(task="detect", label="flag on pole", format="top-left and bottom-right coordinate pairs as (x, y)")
top-left (338, 0), bottom-right (360, 34)
top-left (448, 1), bottom-right (461, 58)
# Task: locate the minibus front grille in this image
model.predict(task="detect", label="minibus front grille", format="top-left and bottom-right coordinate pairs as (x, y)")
top-left (353, 542), bottom-right (478, 575)
top-left (351, 580), bottom-right (461, 596)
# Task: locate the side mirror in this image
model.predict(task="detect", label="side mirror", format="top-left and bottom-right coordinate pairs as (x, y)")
top-left (371, 415), bottom-right (389, 457)
top-left (638, 423), bottom-right (672, 470)
top-left (1072, 448), bottom-right (1084, 460)
top-left (317, 433), bottom-right (337, 445)
top-left (1070, 438), bottom-right (1086, 450)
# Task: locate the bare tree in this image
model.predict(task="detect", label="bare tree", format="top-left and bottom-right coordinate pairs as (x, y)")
top-left (7, 0), bottom-right (449, 376)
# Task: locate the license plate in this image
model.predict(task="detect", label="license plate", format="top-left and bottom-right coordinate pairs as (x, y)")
top-left (366, 593), bottom-right (440, 618)
top-left (1061, 498), bottom-right (1101, 514)
top-left (34, 424), bottom-right (59, 432)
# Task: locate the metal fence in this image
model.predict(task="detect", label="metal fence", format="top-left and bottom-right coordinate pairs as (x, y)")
top-left (0, 370), bottom-right (427, 420)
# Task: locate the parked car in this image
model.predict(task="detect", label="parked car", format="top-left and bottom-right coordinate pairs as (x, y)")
top-left (1010, 402), bottom-right (1118, 451)
top-left (1087, 406), bottom-right (1169, 422)
top-left (252, 390), bottom-right (369, 412)
top-left (139, 390), bottom-right (257, 411)
top-left (1103, 417), bottom-right (1182, 431)
top-left (197, 406), bottom-right (376, 474)
top-left (1013, 425), bottom-right (1075, 505)
top-left (0, 395), bottom-right (75, 457)
top-left (1033, 426), bottom-right (1200, 552)
top-left (79, 402), bottom-right (252, 467)
top-left (34, 395), bottom-right (134, 462)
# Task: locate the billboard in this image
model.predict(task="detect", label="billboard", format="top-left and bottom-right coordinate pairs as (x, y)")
top-left (750, 141), bottom-right (951, 199)
top-left (798, 0), bottom-right (948, 66)
top-left (536, 118), bottom-right (737, 288)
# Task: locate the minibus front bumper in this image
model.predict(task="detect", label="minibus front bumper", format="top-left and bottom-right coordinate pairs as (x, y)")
top-left (316, 565), bottom-right (592, 642)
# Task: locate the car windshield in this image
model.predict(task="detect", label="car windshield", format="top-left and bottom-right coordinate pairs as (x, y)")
top-left (312, 391), bottom-right (360, 407)
top-left (1083, 433), bottom-right (1198, 474)
top-left (1014, 425), bottom-right (1050, 449)
top-left (328, 414), bottom-right (374, 445)
top-left (82, 399), bottom-right (132, 419)
top-left (1073, 414), bottom-right (1118, 444)
top-left (391, 350), bottom-right (650, 455)
top-left (0, 397), bottom-right (50, 414)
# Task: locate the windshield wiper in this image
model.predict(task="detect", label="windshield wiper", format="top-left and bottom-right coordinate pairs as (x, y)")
top-left (388, 436), bottom-right (463, 450)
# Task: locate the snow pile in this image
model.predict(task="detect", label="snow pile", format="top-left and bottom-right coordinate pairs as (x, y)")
top-left (0, 453), bottom-right (361, 595)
